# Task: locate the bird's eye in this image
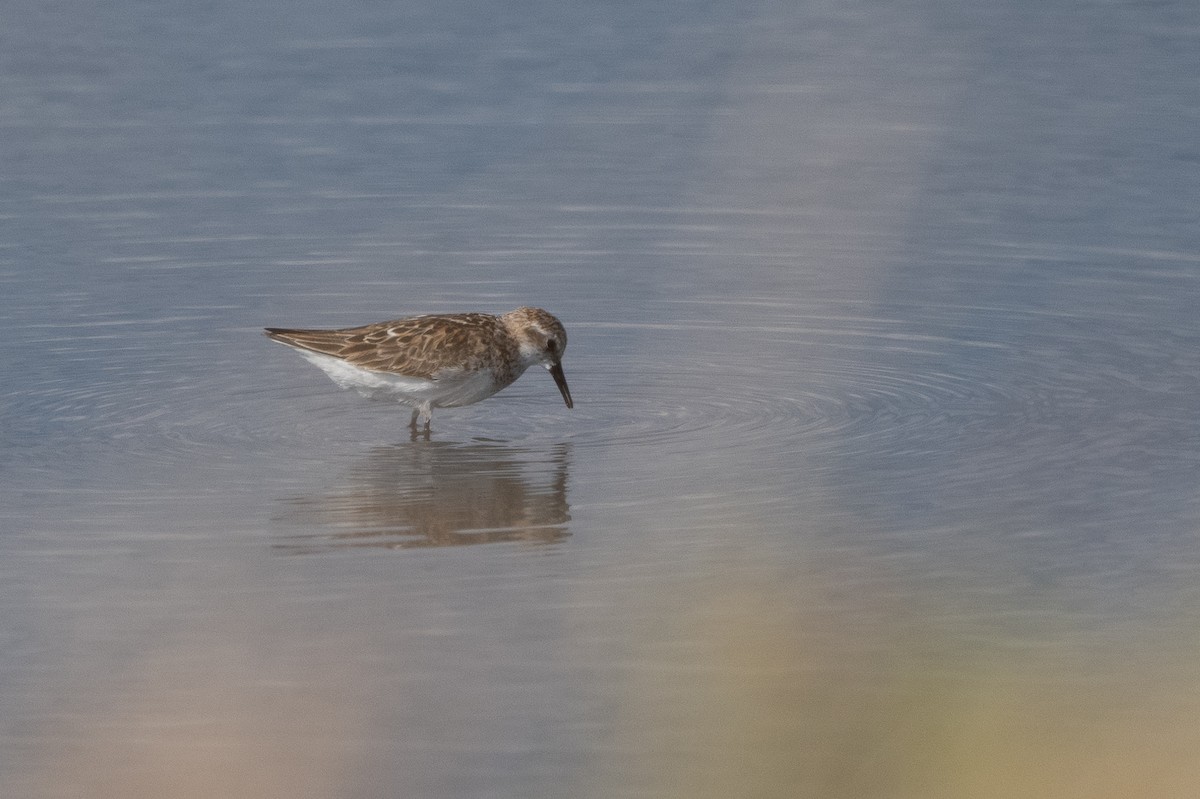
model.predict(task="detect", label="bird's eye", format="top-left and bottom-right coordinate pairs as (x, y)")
top-left (547, 340), bottom-right (557, 353)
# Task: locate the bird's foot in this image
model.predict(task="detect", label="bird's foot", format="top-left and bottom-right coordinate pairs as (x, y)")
top-left (408, 408), bottom-right (432, 441)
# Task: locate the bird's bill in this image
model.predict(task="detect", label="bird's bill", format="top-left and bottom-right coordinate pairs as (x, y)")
top-left (547, 361), bottom-right (573, 409)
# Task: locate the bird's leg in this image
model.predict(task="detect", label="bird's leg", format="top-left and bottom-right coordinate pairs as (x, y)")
top-left (408, 409), bottom-right (420, 432)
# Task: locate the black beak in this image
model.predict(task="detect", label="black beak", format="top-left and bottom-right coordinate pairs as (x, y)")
top-left (548, 361), bottom-right (573, 409)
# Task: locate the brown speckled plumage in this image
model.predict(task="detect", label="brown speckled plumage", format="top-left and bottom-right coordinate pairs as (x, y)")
top-left (267, 313), bottom-right (519, 381)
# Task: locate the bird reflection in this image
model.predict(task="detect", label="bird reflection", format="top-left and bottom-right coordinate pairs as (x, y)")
top-left (274, 441), bottom-right (571, 553)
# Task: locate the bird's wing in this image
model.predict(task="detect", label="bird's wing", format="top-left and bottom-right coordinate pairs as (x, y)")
top-left (265, 313), bottom-right (504, 380)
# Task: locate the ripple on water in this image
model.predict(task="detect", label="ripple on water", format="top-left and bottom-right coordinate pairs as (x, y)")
top-left (540, 310), bottom-right (1195, 536)
top-left (543, 321), bottom-right (1061, 464)
top-left (10, 313), bottom-right (1179, 500)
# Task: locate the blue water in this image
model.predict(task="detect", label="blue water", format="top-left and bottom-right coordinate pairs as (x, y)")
top-left (3, 1), bottom-right (1200, 796)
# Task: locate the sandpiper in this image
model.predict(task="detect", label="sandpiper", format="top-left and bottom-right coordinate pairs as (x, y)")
top-left (266, 307), bottom-right (572, 430)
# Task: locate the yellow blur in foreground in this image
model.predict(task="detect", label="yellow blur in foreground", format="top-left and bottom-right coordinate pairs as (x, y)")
top-left (587, 577), bottom-right (1200, 799)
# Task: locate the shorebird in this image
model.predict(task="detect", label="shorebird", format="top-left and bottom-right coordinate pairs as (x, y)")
top-left (266, 307), bottom-right (572, 431)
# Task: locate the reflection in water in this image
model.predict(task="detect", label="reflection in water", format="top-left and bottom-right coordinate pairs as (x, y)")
top-left (274, 441), bottom-right (571, 552)
top-left (5, 0), bottom-right (1200, 794)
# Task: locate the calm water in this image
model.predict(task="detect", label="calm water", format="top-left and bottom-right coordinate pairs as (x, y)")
top-left (4, 1), bottom-right (1200, 796)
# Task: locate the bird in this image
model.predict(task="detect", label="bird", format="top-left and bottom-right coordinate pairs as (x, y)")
top-left (265, 307), bottom-right (572, 431)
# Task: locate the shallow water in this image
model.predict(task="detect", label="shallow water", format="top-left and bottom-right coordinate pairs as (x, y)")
top-left (4, 0), bottom-right (1200, 796)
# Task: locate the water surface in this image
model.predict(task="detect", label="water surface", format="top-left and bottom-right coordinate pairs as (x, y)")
top-left (3, 1), bottom-right (1200, 796)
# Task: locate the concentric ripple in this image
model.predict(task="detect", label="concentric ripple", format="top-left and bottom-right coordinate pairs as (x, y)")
top-left (9, 311), bottom-right (1189, 517)
top-left (507, 321), bottom-right (1066, 467)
